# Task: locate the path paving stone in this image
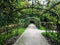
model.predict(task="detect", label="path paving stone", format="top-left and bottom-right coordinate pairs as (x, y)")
top-left (13, 24), bottom-right (50, 45)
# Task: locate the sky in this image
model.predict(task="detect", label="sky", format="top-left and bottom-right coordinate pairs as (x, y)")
top-left (28, 0), bottom-right (48, 5)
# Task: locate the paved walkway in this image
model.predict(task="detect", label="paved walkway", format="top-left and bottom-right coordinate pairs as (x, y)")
top-left (13, 24), bottom-right (50, 45)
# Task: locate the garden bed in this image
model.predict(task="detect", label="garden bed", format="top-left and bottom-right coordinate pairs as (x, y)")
top-left (0, 27), bottom-right (25, 45)
top-left (42, 32), bottom-right (60, 45)
top-left (4, 35), bottom-right (20, 45)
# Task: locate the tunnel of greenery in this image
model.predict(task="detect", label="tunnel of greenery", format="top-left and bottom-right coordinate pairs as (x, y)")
top-left (23, 17), bottom-right (40, 28)
top-left (0, 0), bottom-right (60, 45)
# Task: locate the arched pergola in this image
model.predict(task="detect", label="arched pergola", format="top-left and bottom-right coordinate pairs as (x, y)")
top-left (0, 1), bottom-right (60, 45)
top-left (23, 17), bottom-right (40, 28)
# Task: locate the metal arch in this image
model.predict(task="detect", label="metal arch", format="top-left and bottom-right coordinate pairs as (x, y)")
top-left (18, 13), bottom-right (41, 18)
top-left (23, 17), bottom-right (40, 28)
top-left (18, 9), bottom-right (58, 19)
top-left (24, 17), bottom-right (40, 21)
top-left (8, 1), bottom-right (60, 18)
top-left (9, 7), bottom-right (42, 13)
top-left (40, 9), bottom-right (58, 16)
top-left (48, 1), bottom-right (60, 11)
top-left (9, 6), bottom-right (58, 15)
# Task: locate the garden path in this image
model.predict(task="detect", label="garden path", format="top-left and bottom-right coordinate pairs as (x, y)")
top-left (13, 24), bottom-right (50, 45)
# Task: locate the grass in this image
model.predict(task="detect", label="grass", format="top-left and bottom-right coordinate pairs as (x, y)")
top-left (18, 28), bottom-right (25, 34)
top-left (0, 27), bottom-right (25, 45)
top-left (40, 26), bottom-right (46, 30)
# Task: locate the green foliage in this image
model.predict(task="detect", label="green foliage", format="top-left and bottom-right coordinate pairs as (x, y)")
top-left (21, 8), bottom-right (40, 15)
top-left (0, 0), bottom-right (60, 45)
top-left (40, 26), bottom-right (46, 30)
top-left (0, 27), bottom-right (25, 44)
top-left (0, 0), bottom-right (60, 27)
top-left (18, 28), bottom-right (25, 34)
top-left (41, 32), bottom-right (46, 36)
top-left (16, 1), bottom-right (29, 8)
top-left (42, 32), bottom-right (60, 44)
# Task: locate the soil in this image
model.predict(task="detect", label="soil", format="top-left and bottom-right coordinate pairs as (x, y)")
top-left (4, 35), bottom-right (20, 45)
top-left (45, 36), bottom-right (59, 45)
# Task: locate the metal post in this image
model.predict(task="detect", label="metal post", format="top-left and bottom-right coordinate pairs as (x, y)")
top-left (31, 0), bottom-right (34, 17)
top-left (56, 14), bottom-right (59, 45)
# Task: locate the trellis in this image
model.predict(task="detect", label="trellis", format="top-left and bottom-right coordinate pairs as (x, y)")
top-left (24, 17), bottom-right (40, 28)
top-left (0, 0), bottom-right (60, 45)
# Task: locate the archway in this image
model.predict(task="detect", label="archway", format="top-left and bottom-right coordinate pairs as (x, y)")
top-left (30, 20), bottom-right (35, 23)
top-left (23, 17), bottom-right (40, 28)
